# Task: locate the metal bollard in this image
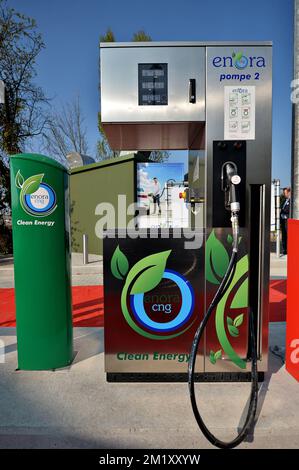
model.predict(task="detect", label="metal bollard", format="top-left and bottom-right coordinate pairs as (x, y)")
top-left (83, 234), bottom-right (89, 265)
top-left (274, 179), bottom-right (281, 258)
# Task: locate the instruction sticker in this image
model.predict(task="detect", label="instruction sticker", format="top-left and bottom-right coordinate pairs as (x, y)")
top-left (224, 86), bottom-right (255, 140)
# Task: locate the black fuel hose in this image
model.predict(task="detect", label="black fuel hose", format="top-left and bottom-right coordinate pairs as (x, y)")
top-left (188, 219), bottom-right (258, 449)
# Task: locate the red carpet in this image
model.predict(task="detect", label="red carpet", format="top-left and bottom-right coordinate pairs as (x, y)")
top-left (0, 286), bottom-right (104, 327)
top-left (269, 279), bottom-right (287, 322)
top-left (0, 280), bottom-right (286, 327)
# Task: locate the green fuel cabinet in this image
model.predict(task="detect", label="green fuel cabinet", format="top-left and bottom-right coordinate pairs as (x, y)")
top-left (10, 154), bottom-right (73, 370)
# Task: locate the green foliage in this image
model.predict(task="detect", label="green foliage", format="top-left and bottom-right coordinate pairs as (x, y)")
top-left (0, 0), bottom-right (48, 227)
top-left (0, 0), bottom-right (48, 154)
top-left (99, 28), bottom-right (115, 43)
top-left (0, 223), bottom-right (12, 254)
top-left (132, 30), bottom-right (152, 42)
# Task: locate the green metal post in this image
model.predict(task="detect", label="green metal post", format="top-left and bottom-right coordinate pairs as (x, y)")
top-left (10, 153), bottom-right (73, 370)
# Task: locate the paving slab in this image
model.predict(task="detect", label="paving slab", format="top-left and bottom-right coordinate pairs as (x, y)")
top-left (0, 251), bottom-right (294, 449)
top-left (270, 252), bottom-right (287, 279)
top-left (0, 323), bottom-right (297, 449)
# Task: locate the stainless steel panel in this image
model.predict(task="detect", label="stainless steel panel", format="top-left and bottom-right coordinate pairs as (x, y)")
top-left (105, 355), bottom-right (204, 374)
top-left (101, 41), bottom-right (272, 48)
top-left (205, 46), bottom-right (272, 372)
top-left (100, 46), bottom-right (205, 123)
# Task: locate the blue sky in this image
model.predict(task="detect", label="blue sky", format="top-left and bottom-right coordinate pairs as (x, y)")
top-left (8, 0), bottom-right (293, 185)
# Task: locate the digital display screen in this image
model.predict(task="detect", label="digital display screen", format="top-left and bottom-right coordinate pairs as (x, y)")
top-left (138, 63), bottom-right (168, 105)
top-left (142, 69), bottom-right (165, 77)
top-left (141, 82), bottom-right (164, 89)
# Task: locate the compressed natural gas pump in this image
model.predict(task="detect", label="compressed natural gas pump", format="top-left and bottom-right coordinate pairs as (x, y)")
top-left (100, 41), bottom-right (272, 449)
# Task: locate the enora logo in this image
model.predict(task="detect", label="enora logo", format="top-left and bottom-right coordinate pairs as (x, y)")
top-left (212, 51), bottom-right (265, 69)
top-left (15, 170), bottom-right (57, 217)
top-left (111, 246), bottom-right (195, 340)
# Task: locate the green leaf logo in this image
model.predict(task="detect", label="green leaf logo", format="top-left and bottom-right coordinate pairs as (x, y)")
top-left (15, 170), bottom-right (24, 189)
top-left (119, 249), bottom-right (194, 340)
top-left (214, 349), bottom-right (222, 360)
top-left (215, 255), bottom-right (249, 369)
top-left (125, 250), bottom-right (171, 295)
top-left (233, 314), bottom-right (244, 328)
top-left (228, 324), bottom-right (239, 337)
top-left (233, 51), bottom-right (243, 63)
top-left (227, 314), bottom-right (244, 330)
top-left (210, 350), bottom-right (216, 364)
top-left (205, 230), bottom-right (229, 285)
top-left (22, 174), bottom-right (44, 195)
top-left (231, 277), bottom-right (248, 309)
top-left (19, 173), bottom-right (44, 214)
top-left (209, 349), bottom-right (222, 364)
top-left (17, 172), bottom-right (57, 217)
top-left (111, 245), bottom-right (129, 280)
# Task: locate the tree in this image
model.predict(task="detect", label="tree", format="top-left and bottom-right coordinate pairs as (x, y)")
top-left (97, 29), bottom-right (169, 163)
top-left (97, 28), bottom-right (118, 160)
top-left (42, 97), bottom-right (89, 163)
top-left (132, 30), bottom-right (152, 42)
top-left (0, 0), bottom-right (48, 218)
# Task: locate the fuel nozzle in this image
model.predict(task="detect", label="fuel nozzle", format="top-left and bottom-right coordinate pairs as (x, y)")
top-left (221, 162), bottom-right (241, 251)
top-left (221, 162), bottom-right (241, 214)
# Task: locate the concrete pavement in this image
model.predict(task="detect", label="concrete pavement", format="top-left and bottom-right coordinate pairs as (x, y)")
top-left (0, 251), bottom-right (287, 288)
top-left (71, 253), bottom-right (103, 286)
top-left (0, 251), bottom-right (294, 449)
top-left (270, 253), bottom-right (287, 279)
top-left (0, 322), bottom-right (298, 449)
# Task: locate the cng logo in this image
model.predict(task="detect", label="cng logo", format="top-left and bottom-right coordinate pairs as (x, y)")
top-left (111, 246), bottom-right (195, 340)
top-left (15, 170), bottom-right (57, 217)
